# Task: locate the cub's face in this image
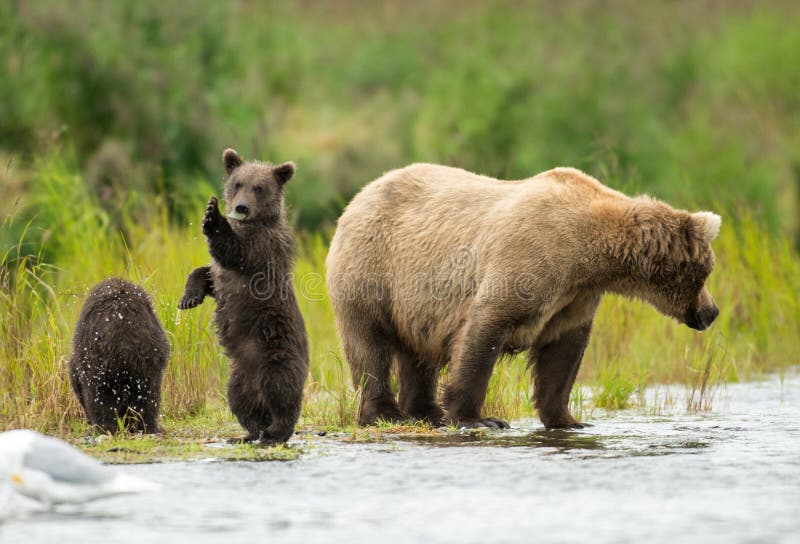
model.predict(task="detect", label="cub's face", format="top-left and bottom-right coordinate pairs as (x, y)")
top-left (221, 148), bottom-right (295, 225)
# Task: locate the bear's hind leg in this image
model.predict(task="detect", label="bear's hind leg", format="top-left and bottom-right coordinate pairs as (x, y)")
top-left (230, 408), bottom-right (271, 443)
top-left (530, 324), bottom-right (592, 429)
top-left (397, 352), bottom-right (444, 424)
top-left (228, 370), bottom-right (271, 442)
top-left (131, 374), bottom-right (162, 434)
top-left (91, 396), bottom-right (124, 434)
top-left (81, 384), bottom-right (106, 432)
top-left (340, 313), bottom-right (404, 426)
top-left (259, 361), bottom-right (305, 444)
top-left (91, 372), bottom-right (128, 434)
top-left (69, 366), bottom-right (85, 412)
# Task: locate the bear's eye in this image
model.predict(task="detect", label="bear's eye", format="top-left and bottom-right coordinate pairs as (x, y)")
top-left (254, 186), bottom-right (264, 195)
top-left (234, 182), bottom-right (242, 190)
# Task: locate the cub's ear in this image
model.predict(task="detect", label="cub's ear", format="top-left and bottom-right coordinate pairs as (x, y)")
top-left (692, 211), bottom-right (722, 243)
top-left (223, 148), bottom-right (243, 174)
top-left (273, 161), bottom-right (296, 186)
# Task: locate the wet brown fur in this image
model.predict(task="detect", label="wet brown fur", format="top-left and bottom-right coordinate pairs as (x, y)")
top-left (326, 164), bottom-right (721, 429)
top-left (69, 278), bottom-right (169, 433)
top-left (179, 149), bottom-right (308, 443)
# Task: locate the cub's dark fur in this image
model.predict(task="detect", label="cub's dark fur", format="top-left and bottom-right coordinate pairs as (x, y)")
top-left (179, 148), bottom-right (309, 444)
top-left (69, 278), bottom-right (169, 433)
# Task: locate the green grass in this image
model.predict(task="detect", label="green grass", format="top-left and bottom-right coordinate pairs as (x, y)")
top-left (68, 404), bottom-right (301, 463)
top-left (1, 164), bottom-right (798, 463)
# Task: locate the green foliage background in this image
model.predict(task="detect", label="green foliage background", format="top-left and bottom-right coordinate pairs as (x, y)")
top-left (2, 1), bottom-right (799, 238)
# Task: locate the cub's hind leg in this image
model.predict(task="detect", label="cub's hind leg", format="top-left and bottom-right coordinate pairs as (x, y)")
top-left (228, 369), bottom-right (271, 442)
top-left (260, 358), bottom-right (306, 444)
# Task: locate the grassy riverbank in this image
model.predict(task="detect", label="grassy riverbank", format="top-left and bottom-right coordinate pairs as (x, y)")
top-left (1, 166), bottom-right (798, 460)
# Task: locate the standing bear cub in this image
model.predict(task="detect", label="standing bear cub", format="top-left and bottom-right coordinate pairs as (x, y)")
top-left (69, 278), bottom-right (169, 433)
top-left (179, 149), bottom-right (309, 444)
top-left (326, 164), bottom-right (721, 430)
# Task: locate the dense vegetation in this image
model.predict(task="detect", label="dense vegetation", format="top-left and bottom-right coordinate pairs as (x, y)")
top-left (1, 1), bottom-right (798, 437)
top-left (2, 2), bottom-right (799, 235)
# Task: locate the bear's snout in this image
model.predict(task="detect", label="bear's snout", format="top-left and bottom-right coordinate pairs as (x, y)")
top-left (685, 303), bottom-right (719, 331)
top-left (235, 204), bottom-right (250, 216)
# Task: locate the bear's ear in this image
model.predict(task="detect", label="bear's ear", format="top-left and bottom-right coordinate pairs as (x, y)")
top-left (223, 148), bottom-right (243, 174)
top-left (692, 211), bottom-right (722, 243)
top-left (273, 161), bottom-right (296, 186)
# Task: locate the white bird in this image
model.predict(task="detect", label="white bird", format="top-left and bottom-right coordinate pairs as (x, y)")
top-left (0, 429), bottom-right (159, 507)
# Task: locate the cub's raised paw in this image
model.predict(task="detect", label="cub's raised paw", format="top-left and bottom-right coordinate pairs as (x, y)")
top-left (202, 196), bottom-right (222, 236)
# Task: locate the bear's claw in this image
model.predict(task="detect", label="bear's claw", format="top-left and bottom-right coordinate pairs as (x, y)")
top-left (202, 196), bottom-right (222, 236)
top-left (178, 295), bottom-right (201, 310)
top-left (445, 417), bottom-right (511, 430)
top-left (544, 421), bottom-right (593, 430)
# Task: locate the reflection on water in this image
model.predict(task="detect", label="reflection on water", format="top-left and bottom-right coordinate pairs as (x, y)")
top-left (2, 374), bottom-right (799, 544)
top-left (400, 428), bottom-right (609, 452)
top-left (397, 422), bottom-right (717, 460)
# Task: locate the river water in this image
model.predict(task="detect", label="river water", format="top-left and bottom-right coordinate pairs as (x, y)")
top-left (2, 374), bottom-right (799, 543)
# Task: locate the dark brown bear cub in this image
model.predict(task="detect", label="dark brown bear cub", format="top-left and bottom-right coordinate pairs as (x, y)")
top-left (179, 148), bottom-right (309, 444)
top-left (69, 278), bottom-right (169, 433)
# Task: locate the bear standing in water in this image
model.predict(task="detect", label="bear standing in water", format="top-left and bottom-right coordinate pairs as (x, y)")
top-left (179, 149), bottom-right (309, 444)
top-left (69, 278), bottom-right (169, 433)
top-left (326, 164), bottom-right (721, 429)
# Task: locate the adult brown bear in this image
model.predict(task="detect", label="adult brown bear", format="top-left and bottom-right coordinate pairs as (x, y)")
top-left (326, 164), bottom-right (720, 429)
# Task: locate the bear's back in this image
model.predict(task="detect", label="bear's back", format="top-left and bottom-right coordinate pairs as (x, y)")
top-left (331, 163), bottom-right (619, 263)
top-left (72, 278), bottom-right (169, 369)
top-left (339, 163), bottom-right (620, 226)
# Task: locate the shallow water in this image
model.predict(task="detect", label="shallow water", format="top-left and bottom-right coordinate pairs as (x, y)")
top-left (3, 375), bottom-right (799, 544)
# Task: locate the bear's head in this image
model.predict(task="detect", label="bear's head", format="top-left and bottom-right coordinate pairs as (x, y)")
top-left (621, 202), bottom-right (721, 331)
top-left (221, 148), bottom-right (295, 225)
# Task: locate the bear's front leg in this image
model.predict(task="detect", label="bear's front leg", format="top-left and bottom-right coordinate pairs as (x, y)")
top-left (530, 324), bottom-right (593, 429)
top-left (441, 310), bottom-right (510, 429)
top-left (202, 196), bottom-right (246, 270)
top-left (178, 266), bottom-right (214, 310)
